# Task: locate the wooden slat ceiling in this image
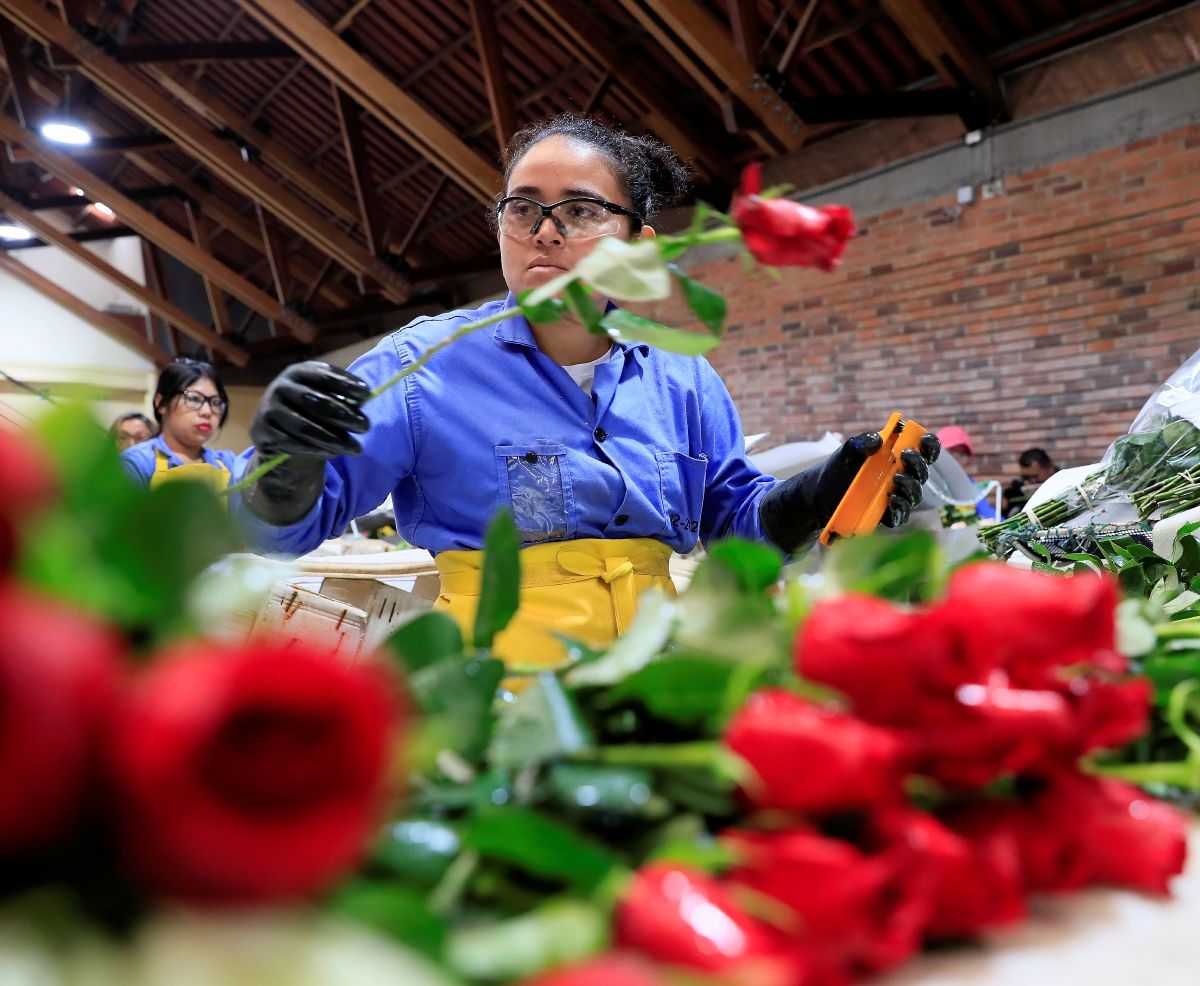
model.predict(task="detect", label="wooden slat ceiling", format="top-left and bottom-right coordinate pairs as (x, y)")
top-left (0, 0), bottom-right (1190, 379)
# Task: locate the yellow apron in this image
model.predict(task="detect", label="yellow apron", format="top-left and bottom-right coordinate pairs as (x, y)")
top-left (434, 537), bottom-right (676, 669)
top-left (150, 447), bottom-right (232, 493)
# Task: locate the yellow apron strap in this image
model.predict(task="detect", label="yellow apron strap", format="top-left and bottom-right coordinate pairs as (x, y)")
top-left (555, 550), bottom-right (639, 635)
top-left (150, 447), bottom-right (232, 493)
top-left (434, 537), bottom-right (675, 671)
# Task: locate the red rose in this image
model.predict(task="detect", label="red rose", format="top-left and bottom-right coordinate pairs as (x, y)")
top-left (519, 954), bottom-right (667, 986)
top-left (883, 806), bottom-right (1022, 940)
top-left (1070, 676), bottom-right (1151, 753)
top-left (0, 585), bottom-right (123, 852)
top-left (941, 564), bottom-right (1122, 687)
top-left (0, 426), bottom-right (56, 571)
top-left (614, 864), bottom-right (808, 986)
top-left (907, 678), bottom-right (1075, 787)
top-left (795, 594), bottom-right (987, 722)
top-left (725, 689), bottom-right (907, 812)
top-left (108, 639), bottom-right (400, 903)
top-left (723, 824), bottom-right (930, 978)
top-left (948, 773), bottom-right (1187, 895)
top-left (731, 164), bottom-right (854, 272)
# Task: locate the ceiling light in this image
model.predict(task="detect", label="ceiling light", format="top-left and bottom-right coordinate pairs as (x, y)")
top-left (39, 121), bottom-right (92, 146)
top-left (92, 202), bottom-right (115, 219)
top-left (0, 224), bottom-right (33, 241)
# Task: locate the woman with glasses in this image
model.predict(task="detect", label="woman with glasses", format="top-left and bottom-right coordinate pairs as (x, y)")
top-left (121, 358), bottom-right (236, 491)
top-left (236, 115), bottom-right (936, 667)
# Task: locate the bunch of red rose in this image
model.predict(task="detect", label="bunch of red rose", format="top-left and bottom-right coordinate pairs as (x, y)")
top-left (557, 564), bottom-right (1187, 986)
top-left (0, 426), bottom-right (401, 906)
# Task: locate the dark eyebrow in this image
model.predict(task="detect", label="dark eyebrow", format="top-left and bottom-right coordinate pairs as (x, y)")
top-left (508, 185), bottom-right (608, 200)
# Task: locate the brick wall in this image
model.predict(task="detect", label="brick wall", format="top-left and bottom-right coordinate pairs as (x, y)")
top-left (646, 124), bottom-right (1200, 484)
top-left (637, 6), bottom-right (1200, 483)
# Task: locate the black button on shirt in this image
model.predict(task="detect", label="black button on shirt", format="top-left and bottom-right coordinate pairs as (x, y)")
top-left (524, 451), bottom-right (538, 463)
top-left (594, 427), bottom-right (607, 442)
top-left (615, 514), bottom-right (629, 525)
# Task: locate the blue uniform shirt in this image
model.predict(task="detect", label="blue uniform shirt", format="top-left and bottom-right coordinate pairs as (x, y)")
top-left (232, 296), bottom-right (777, 556)
top-left (122, 433), bottom-right (238, 486)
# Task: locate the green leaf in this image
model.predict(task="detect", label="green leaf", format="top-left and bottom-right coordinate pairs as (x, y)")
top-left (566, 588), bottom-right (676, 687)
top-left (19, 405), bottom-right (239, 638)
top-left (387, 611), bottom-right (465, 675)
top-left (408, 655), bottom-right (505, 765)
top-left (369, 818), bottom-right (463, 887)
top-left (326, 879), bottom-right (447, 959)
top-left (546, 764), bottom-right (667, 817)
top-left (488, 673), bottom-right (594, 769)
top-left (520, 296), bottom-right (567, 324)
top-left (465, 806), bottom-right (618, 891)
top-left (573, 236), bottom-right (671, 302)
top-left (445, 899), bottom-right (608, 981)
top-left (669, 265), bottom-right (726, 335)
top-left (826, 530), bottom-right (944, 603)
top-left (706, 538), bottom-right (782, 592)
top-left (599, 309), bottom-right (720, 355)
top-left (563, 280), bottom-right (605, 334)
top-left (605, 656), bottom-right (735, 726)
top-left (521, 274), bottom-right (577, 309)
top-left (474, 508), bottom-right (520, 650)
top-left (672, 557), bottom-right (783, 664)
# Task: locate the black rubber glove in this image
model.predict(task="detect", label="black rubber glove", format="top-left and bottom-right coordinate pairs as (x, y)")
top-left (759, 430), bottom-right (942, 553)
top-left (243, 361), bottom-right (371, 526)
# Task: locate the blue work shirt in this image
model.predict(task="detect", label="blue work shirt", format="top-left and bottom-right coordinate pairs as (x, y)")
top-left (233, 296), bottom-right (777, 556)
top-left (121, 433), bottom-right (238, 486)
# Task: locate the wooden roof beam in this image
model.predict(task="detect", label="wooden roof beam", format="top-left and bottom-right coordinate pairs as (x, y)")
top-left (0, 112), bottom-right (317, 342)
top-left (254, 201), bottom-right (291, 306)
top-left (0, 225), bottom-right (137, 248)
top-left (332, 84), bottom-right (382, 266)
top-left (879, 0), bottom-right (1009, 123)
top-left (0, 0), bottom-right (411, 302)
top-left (137, 63), bottom-right (363, 229)
top-left (50, 39), bottom-right (296, 65)
top-left (124, 152), bottom-right (358, 309)
top-left (729, 0), bottom-right (761, 62)
top-left (521, 0), bottom-right (730, 181)
top-left (616, 0), bottom-right (804, 152)
top-left (0, 43), bottom-right (357, 312)
top-left (0, 188), bottom-right (249, 364)
top-left (0, 251), bottom-right (170, 368)
top-left (0, 21), bottom-right (36, 127)
top-left (467, 0), bottom-right (517, 149)
top-left (183, 202), bottom-right (234, 338)
top-left (231, 0), bottom-right (500, 202)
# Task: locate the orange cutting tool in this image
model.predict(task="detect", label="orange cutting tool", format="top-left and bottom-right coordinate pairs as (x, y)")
top-left (819, 412), bottom-right (929, 546)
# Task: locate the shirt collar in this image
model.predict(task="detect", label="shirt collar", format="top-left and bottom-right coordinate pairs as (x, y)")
top-left (152, 432), bottom-right (213, 467)
top-left (491, 292), bottom-right (650, 360)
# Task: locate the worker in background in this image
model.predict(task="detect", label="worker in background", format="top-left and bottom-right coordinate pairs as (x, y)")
top-left (1002, 447), bottom-right (1061, 517)
top-left (937, 425), bottom-right (1000, 522)
top-left (121, 357), bottom-right (237, 493)
top-left (110, 411), bottom-right (155, 452)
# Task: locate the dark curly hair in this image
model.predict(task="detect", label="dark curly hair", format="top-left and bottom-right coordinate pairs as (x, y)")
top-left (500, 115), bottom-right (690, 230)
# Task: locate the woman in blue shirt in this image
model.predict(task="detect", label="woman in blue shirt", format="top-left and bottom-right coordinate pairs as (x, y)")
top-left (235, 116), bottom-right (938, 666)
top-left (122, 358), bottom-right (237, 492)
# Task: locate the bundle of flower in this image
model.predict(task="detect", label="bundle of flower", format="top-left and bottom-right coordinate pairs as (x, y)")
top-left (342, 528), bottom-right (1189, 986)
top-left (0, 422), bottom-right (423, 982)
top-left (980, 415), bottom-right (1200, 561)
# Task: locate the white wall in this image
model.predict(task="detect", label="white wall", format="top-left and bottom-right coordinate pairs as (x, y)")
top-left (0, 237), bottom-right (157, 431)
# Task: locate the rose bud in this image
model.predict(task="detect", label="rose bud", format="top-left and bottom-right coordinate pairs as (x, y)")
top-left (724, 688), bottom-right (907, 813)
top-left (731, 163), bottom-right (854, 272)
top-left (0, 584), bottom-right (123, 852)
top-left (108, 639), bottom-right (401, 903)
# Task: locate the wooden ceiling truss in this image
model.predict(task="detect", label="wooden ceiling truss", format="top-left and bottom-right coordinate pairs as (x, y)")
top-left (0, 0), bottom-right (1179, 377)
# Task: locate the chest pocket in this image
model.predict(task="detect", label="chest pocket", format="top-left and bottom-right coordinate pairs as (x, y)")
top-left (657, 450), bottom-right (708, 539)
top-left (495, 443), bottom-right (576, 544)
